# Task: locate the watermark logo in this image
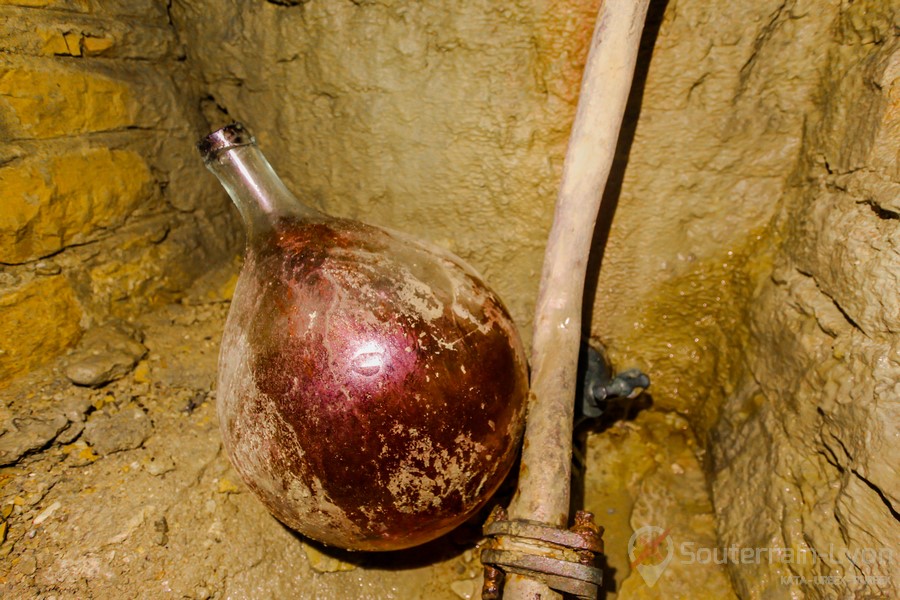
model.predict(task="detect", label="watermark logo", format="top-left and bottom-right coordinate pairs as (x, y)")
top-left (627, 524), bottom-right (894, 589)
top-left (628, 525), bottom-right (673, 587)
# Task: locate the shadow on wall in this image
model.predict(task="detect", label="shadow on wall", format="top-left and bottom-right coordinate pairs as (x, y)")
top-left (582, 0), bottom-right (669, 332)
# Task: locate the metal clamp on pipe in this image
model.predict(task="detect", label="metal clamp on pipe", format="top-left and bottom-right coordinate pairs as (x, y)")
top-left (480, 506), bottom-right (605, 600)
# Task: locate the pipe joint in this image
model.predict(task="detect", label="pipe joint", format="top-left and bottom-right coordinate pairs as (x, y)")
top-left (480, 506), bottom-right (605, 599)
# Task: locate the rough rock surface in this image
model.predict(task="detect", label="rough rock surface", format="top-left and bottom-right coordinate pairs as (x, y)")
top-left (0, 0), bottom-right (240, 381)
top-left (82, 406), bottom-right (152, 456)
top-left (168, 0), bottom-right (604, 345)
top-left (1, 0), bottom-right (898, 597)
top-left (0, 414), bottom-right (67, 467)
top-left (0, 274), bottom-right (82, 383)
top-left (0, 294), bottom-right (500, 599)
top-left (574, 1), bottom-right (899, 596)
top-left (710, 4), bottom-right (900, 597)
top-left (582, 411), bottom-right (736, 599)
top-left (64, 323), bottom-right (147, 387)
top-left (0, 283), bottom-right (722, 599)
top-left (593, 0), bottom-right (836, 433)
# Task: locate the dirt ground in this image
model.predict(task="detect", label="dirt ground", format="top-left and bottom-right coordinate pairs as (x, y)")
top-left (0, 269), bottom-right (732, 599)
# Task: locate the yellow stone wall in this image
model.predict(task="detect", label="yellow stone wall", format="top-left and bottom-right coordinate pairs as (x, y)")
top-left (0, 275), bottom-right (82, 381)
top-left (0, 0), bottom-right (239, 383)
top-left (1, 148), bottom-right (152, 262)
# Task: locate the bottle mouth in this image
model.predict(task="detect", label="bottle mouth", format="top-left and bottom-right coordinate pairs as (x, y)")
top-left (197, 122), bottom-right (255, 161)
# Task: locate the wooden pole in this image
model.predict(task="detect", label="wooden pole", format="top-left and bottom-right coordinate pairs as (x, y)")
top-left (502, 1), bottom-right (651, 597)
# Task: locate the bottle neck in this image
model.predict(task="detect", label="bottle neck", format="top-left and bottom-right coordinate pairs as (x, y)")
top-left (200, 125), bottom-right (322, 239)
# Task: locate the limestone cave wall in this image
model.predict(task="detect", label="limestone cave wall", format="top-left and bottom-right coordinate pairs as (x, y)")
top-left (711, 4), bottom-right (900, 596)
top-left (0, 0), bottom-right (897, 598)
top-left (0, 0), bottom-right (239, 382)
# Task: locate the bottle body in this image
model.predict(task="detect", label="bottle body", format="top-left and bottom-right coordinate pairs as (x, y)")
top-left (201, 124), bottom-right (528, 550)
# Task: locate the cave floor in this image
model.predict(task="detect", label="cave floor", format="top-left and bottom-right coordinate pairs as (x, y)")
top-left (0, 268), bottom-right (735, 599)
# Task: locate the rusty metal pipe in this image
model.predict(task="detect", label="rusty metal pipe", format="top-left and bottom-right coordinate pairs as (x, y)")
top-left (502, 0), bottom-right (651, 597)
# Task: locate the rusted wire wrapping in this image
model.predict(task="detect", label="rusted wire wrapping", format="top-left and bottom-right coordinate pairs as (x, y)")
top-left (481, 507), bottom-right (604, 599)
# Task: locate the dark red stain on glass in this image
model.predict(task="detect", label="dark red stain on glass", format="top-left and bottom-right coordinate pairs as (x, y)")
top-left (221, 217), bottom-right (528, 550)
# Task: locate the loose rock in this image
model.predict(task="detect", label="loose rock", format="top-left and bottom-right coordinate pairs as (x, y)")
top-left (302, 543), bottom-right (357, 573)
top-left (0, 414), bottom-right (68, 466)
top-left (16, 553), bottom-right (37, 576)
top-left (59, 394), bottom-right (94, 423)
top-left (65, 323), bottom-right (147, 387)
top-left (83, 407), bottom-right (151, 455)
top-left (450, 579), bottom-right (476, 600)
top-left (54, 421), bottom-right (84, 445)
top-left (54, 396), bottom-right (93, 445)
